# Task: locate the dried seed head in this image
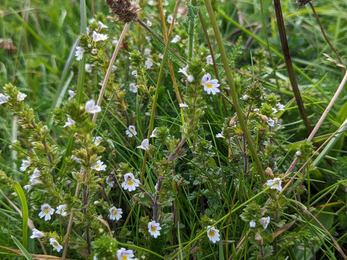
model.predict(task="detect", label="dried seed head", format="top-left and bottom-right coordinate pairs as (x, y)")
top-left (265, 167), bottom-right (274, 179)
top-left (106, 0), bottom-right (139, 23)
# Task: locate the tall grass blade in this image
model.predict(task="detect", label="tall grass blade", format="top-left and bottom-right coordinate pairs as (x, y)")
top-left (11, 235), bottom-right (34, 260)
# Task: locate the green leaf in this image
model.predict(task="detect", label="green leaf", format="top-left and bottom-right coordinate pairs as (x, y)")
top-left (11, 235), bottom-right (34, 260)
top-left (12, 182), bottom-right (28, 251)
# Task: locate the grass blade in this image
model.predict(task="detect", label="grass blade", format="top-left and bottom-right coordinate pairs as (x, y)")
top-left (11, 235), bottom-right (34, 260)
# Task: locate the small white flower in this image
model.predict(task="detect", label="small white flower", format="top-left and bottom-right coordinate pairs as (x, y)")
top-left (112, 38), bottom-right (118, 45)
top-left (145, 36), bottom-right (151, 41)
top-left (150, 128), bottom-right (157, 138)
top-left (71, 155), bottom-right (82, 164)
top-left (20, 160), bottom-right (31, 172)
top-left (106, 176), bottom-right (115, 187)
top-left (31, 178), bottom-right (43, 186)
top-left (126, 125), bottom-right (137, 137)
top-left (109, 206), bottom-right (123, 221)
top-left (277, 102), bottom-right (285, 111)
top-left (38, 204), bottom-right (55, 221)
top-left (121, 173), bottom-right (140, 192)
top-left (249, 220), bottom-right (256, 228)
top-left (132, 70), bottom-right (138, 78)
top-left (98, 21), bottom-right (108, 29)
top-left (178, 65), bottom-right (188, 77)
top-left (145, 58), bottom-right (153, 69)
top-left (129, 83), bottom-right (138, 93)
top-left (117, 248), bottom-right (135, 260)
top-left (260, 216), bottom-right (270, 229)
top-left (267, 118), bottom-right (275, 127)
top-left (112, 65), bottom-right (118, 71)
top-left (91, 160), bottom-right (107, 171)
top-left (91, 49), bottom-right (98, 55)
top-left (92, 31), bottom-right (108, 42)
top-left (85, 100), bottom-right (101, 114)
top-left (296, 151), bottom-right (302, 156)
top-left (216, 133), bottom-right (225, 138)
top-left (94, 201), bottom-right (100, 205)
top-left (0, 94), bottom-right (10, 105)
top-left (93, 256), bottom-right (97, 260)
top-left (167, 14), bottom-right (173, 24)
top-left (63, 117), bottom-right (75, 128)
top-left (75, 46), bottom-right (85, 61)
top-left (107, 139), bottom-right (115, 148)
top-left (89, 18), bottom-right (95, 23)
top-left (201, 73), bottom-right (220, 95)
top-left (242, 95), bottom-right (248, 101)
top-left (206, 55), bottom-right (213, 65)
top-left (146, 20), bottom-right (152, 26)
top-left (31, 168), bottom-right (41, 179)
top-left (85, 63), bottom-right (92, 73)
top-left (179, 103), bottom-right (188, 108)
top-left (137, 139), bottom-right (149, 151)
top-left (148, 221), bottom-right (161, 238)
top-left (68, 90), bottom-right (75, 100)
top-left (187, 75), bottom-right (194, 82)
top-left (266, 177), bottom-right (282, 192)
top-left (272, 107), bottom-right (278, 114)
top-left (56, 204), bottom-right (68, 216)
top-left (30, 229), bottom-right (44, 239)
top-left (171, 35), bottom-right (180, 43)
top-left (158, 53), bottom-right (163, 59)
top-left (144, 48), bottom-right (151, 55)
top-left (148, 0), bottom-right (156, 5)
top-left (207, 226), bottom-right (220, 243)
top-left (17, 92), bottom-right (27, 101)
top-left (93, 136), bottom-right (103, 146)
top-left (50, 238), bottom-right (63, 252)
top-left (23, 185), bottom-right (33, 191)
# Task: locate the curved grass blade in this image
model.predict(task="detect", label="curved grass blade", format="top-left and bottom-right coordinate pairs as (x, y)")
top-left (11, 235), bottom-right (34, 260)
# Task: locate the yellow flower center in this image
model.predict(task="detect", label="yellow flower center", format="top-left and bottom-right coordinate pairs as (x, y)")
top-left (53, 242), bottom-right (58, 247)
top-left (96, 165), bottom-right (100, 169)
top-left (209, 231), bottom-right (215, 237)
top-left (128, 181), bottom-right (134, 186)
top-left (122, 256), bottom-right (128, 260)
top-left (44, 210), bottom-right (50, 214)
top-left (113, 211), bottom-right (118, 216)
top-left (151, 227), bottom-right (157, 232)
top-left (207, 84), bottom-right (213, 89)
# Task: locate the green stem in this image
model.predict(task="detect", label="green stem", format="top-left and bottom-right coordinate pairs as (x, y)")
top-left (204, 0), bottom-right (266, 183)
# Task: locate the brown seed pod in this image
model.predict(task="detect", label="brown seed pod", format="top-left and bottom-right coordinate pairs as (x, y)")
top-left (105, 0), bottom-right (139, 23)
top-left (297, 0), bottom-right (312, 7)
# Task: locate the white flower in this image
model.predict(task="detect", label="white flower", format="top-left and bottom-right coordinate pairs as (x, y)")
top-left (94, 201), bottom-right (100, 205)
top-left (109, 206), bottom-right (123, 221)
top-left (145, 36), bottom-right (151, 41)
top-left (167, 14), bottom-right (173, 24)
top-left (93, 136), bottom-right (103, 146)
top-left (150, 128), bottom-right (157, 138)
top-left (145, 58), bottom-right (153, 69)
top-left (201, 73), bottom-right (220, 95)
top-left (31, 178), bottom-right (43, 186)
top-left (106, 176), bottom-right (115, 187)
top-left (68, 90), bottom-right (75, 100)
top-left (129, 83), bottom-right (138, 93)
top-left (23, 185), bottom-right (33, 191)
top-left (242, 95), bottom-right (248, 101)
top-left (30, 229), bottom-right (44, 239)
top-left (216, 133), bottom-right (225, 138)
top-left (148, 0), bottom-right (156, 5)
top-left (148, 221), bottom-right (161, 238)
top-left (91, 49), bottom-right (98, 55)
top-left (171, 35), bottom-right (180, 43)
top-left (146, 20), bottom-right (152, 26)
top-left (71, 155), bottom-right (82, 164)
top-left (56, 204), bottom-right (68, 216)
top-left (179, 103), bottom-right (188, 108)
top-left (132, 70), bottom-right (138, 78)
top-left (117, 248), bottom-right (135, 260)
top-left (89, 18), bottom-right (95, 23)
top-left (107, 139), bottom-right (115, 148)
top-left (93, 256), bottom-right (97, 260)
top-left (121, 173), bottom-right (140, 192)
top-left (249, 220), bottom-right (256, 228)
top-left (91, 160), bottom-right (107, 171)
top-left (38, 204), bottom-right (55, 221)
top-left (137, 139), bottom-right (149, 151)
top-left (144, 48), bottom-right (151, 55)
top-left (63, 117), bottom-right (75, 128)
top-left (20, 160), bottom-right (31, 172)
top-left (112, 38), bottom-right (118, 45)
top-left (98, 21), bottom-right (108, 29)
top-left (266, 177), bottom-right (282, 192)
top-left (92, 31), bottom-right (108, 42)
top-left (85, 100), bottom-right (101, 114)
top-left (112, 65), bottom-right (118, 71)
top-left (187, 75), bottom-right (194, 82)
top-left (206, 55), bottom-right (213, 65)
top-left (85, 63), bottom-right (92, 73)
top-left (158, 53), bottom-right (163, 59)
top-left (277, 102), bottom-right (285, 111)
top-left (50, 238), bottom-right (63, 252)
top-left (260, 216), bottom-right (270, 229)
top-left (0, 94), bottom-right (9, 105)
top-left (178, 65), bottom-right (188, 77)
top-left (31, 168), bottom-right (41, 179)
top-left (207, 226), bottom-right (220, 243)
top-left (126, 125), bottom-right (137, 137)
top-left (267, 118), bottom-right (275, 127)
top-left (296, 151), bottom-right (302, 156)
top-left (75, 46), bottom-right (85, 61)
top-left (272, 107), bottom-right (278, 114)
top-left (17, 92), bottom-right (27, 101)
